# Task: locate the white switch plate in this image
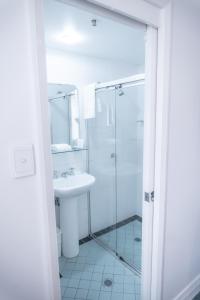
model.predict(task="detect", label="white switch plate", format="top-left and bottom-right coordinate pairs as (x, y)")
top-left (11, 145), bottom-right (35, 178)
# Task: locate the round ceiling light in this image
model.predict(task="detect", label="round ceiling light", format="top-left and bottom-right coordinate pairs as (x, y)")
top-left (57, 27), bottom-right (85, 45)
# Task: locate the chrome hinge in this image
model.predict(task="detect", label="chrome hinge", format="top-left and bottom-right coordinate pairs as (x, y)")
top-left (144, 191), bottom-right (154, 202)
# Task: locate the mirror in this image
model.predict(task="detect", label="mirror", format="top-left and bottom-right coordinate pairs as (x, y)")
top-left (48, 83), bottom-right (86, 154)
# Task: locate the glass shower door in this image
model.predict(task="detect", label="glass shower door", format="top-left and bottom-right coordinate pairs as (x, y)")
top-left (88, 80), bottom-right (144, 274)
top-left (88, 88), bottom-right (117, 251)
top-left (115, 82), bottom-right (144, 272)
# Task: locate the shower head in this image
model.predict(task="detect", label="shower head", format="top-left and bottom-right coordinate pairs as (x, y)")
top-left (118, 88), bottom-right (124, 96)
top-left (117, 84), bottom-right (125, 96)
top-left (116, 84), bottom-right (124, 96)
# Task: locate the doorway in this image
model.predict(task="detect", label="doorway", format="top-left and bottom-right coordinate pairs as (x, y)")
top-left (43, 0), bottom-right (157, 299)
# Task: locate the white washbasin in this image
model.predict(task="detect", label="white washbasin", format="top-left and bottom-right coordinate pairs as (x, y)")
top-left (54, 173), bottom-right (95, 199)
top-left (53, 172), bottom-right (96, 258)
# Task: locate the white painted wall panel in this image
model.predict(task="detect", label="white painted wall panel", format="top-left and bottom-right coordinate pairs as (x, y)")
top-left (0, 1), bottom-right (59, 299)
top-left (46, 48), bottom-right (141, 86)
top-left (162, 1), bottom-right (200, 299)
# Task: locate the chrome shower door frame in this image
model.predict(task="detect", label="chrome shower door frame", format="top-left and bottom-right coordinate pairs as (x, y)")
top-left (88, 75), bottom-right (145, 275)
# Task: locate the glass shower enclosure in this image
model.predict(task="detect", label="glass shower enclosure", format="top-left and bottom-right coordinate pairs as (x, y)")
top-left (88, 75), bottom-right (144, 274)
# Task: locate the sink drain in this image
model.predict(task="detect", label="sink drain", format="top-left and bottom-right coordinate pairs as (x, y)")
top-left (104, 279), bottom-right (113, 287)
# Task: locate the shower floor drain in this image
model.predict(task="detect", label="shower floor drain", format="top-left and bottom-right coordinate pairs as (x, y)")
top-left (134, 237), bottom-right (142, 242)
top-left (104, 279), bottom-right (113, 287)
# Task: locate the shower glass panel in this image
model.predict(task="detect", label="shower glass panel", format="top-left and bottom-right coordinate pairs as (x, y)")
top-left (88, 89), bottom-right (117, 250)
top-left (115, 83), bottom-right (144, 272)
top-left (89, 78), bottom-right (144, 274)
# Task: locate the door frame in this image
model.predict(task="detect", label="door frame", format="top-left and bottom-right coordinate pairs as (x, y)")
top-left (33, 0), bottom-right (172, 299)
top-left (141, 25), bottom-right (158, 300)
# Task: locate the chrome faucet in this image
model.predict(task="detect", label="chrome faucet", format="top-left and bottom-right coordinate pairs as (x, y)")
top-left (61, 171), bottom-right (68, 178)
top-left (68, 167), bottom-right (75, 175)
top-left (61, 168), bottom-right (75, 177)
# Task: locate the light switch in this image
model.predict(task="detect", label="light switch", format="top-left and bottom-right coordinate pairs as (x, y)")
top-left (12, 145), bottom-right (35, 178)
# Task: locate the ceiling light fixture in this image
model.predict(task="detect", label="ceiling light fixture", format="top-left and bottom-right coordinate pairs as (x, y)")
top-left (57, 27), bottom-right (85, 45)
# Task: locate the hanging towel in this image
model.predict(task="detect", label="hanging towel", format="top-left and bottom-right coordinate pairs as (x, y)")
top-left (82, 83), bottom-right (96, 119)
top-left (96, 96), bottom-right (102, 113)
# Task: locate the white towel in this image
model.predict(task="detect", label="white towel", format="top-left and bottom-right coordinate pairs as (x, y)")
top-left (96, 97), bottom-right (102, 113)
top-left (82, 83), bottom-right (96, 119)
top-left (51, 143), bottom-right (72, 153)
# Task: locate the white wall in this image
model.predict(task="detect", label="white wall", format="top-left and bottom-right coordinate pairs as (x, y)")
top-left (47, 48), bottom-right (144, 238)
top-left (162, 1), bottom-right (200, 299)
top-left (0, 1), bottom-right (60, 300)
top-left (46, 47), bottom-right (142, 86)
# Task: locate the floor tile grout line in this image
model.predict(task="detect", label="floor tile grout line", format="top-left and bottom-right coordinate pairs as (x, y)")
top-left (60, 224), bottom-right (141, 300)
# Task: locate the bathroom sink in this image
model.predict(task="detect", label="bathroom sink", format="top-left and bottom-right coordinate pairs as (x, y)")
top-left (53, 172), bottom-right (95, 258)
top-left (54, 173), bottom-right (95, 199)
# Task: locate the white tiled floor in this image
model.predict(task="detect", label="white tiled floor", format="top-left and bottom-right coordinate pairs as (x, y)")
top-left (59, 240), bottom-right (141, 300)
top-left (97, 220), bottom-right (142, 271)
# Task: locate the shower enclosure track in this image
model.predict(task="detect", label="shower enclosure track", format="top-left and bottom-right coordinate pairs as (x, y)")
top-left (90, 233), bottom-right (141, 276)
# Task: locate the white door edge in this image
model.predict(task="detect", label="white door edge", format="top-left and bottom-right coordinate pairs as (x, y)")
top-left (141, 26), bottom-right (158, 300)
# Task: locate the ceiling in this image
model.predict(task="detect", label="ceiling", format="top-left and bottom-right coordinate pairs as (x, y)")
top-left (44, 0), bottom-right (146, 65)
top-left (144, 0), bottom-right (170, 8)
top-left (145, 0), bottom-right (200, 8)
